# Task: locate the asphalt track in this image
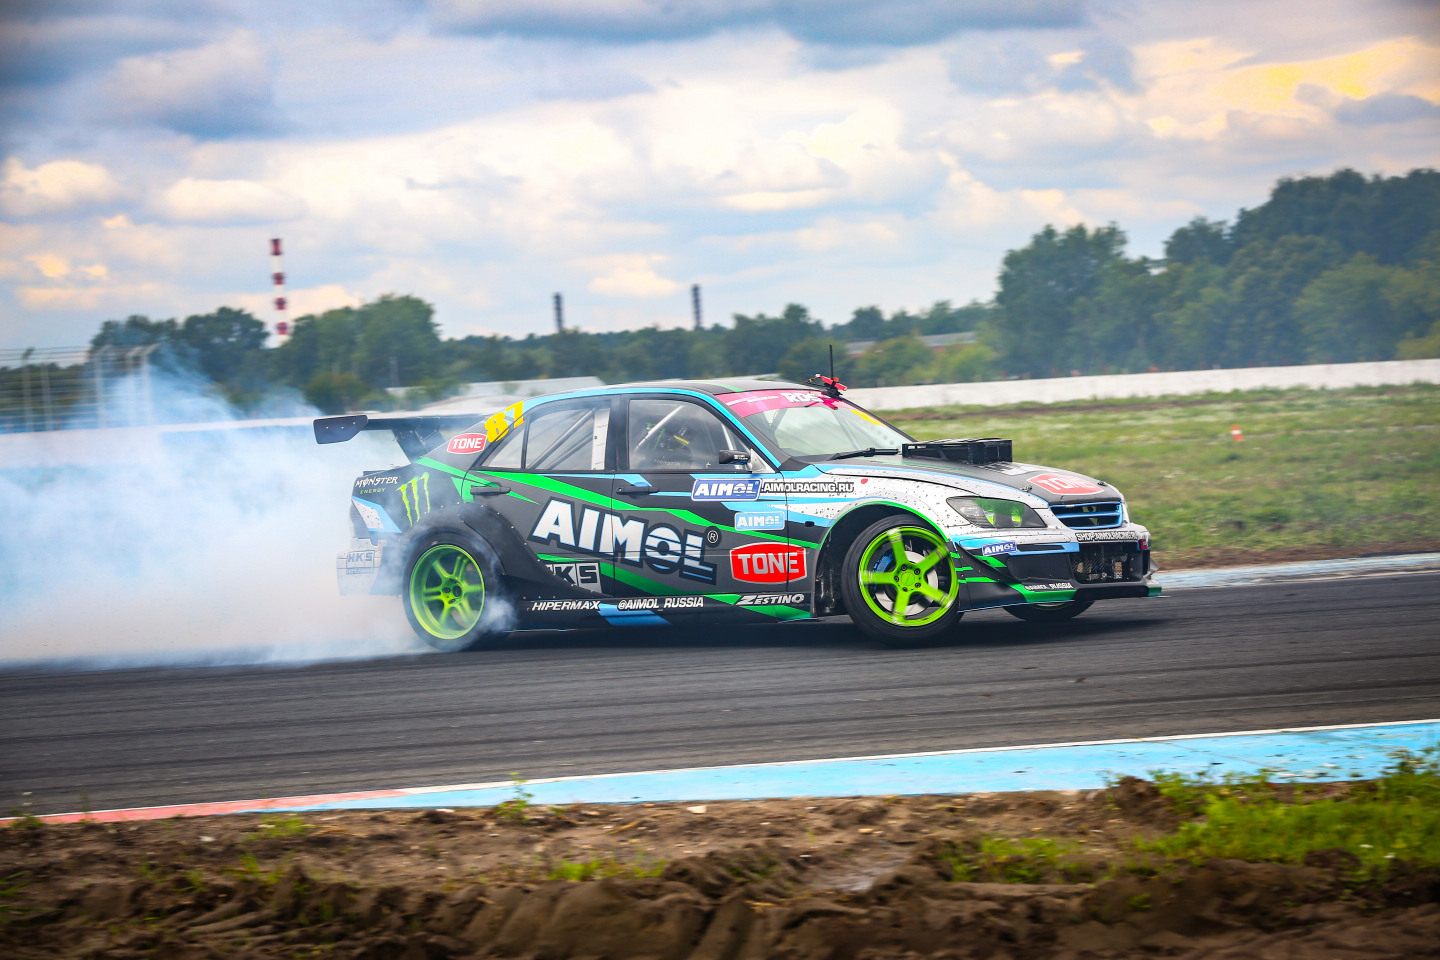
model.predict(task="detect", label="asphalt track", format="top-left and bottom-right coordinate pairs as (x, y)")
top-left (3, 572), bottom-right (1439, 817)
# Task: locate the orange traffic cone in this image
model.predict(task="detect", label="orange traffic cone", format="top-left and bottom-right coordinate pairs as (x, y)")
top-left (1230, 424), bottom-right (1245, 442)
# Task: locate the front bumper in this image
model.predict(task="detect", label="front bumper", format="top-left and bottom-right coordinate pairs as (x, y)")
top-left (952, 522), bottom-right (1158, 609)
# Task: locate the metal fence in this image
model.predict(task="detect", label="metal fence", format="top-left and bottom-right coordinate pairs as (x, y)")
top-left (0, 345), bottom-right (160, 433)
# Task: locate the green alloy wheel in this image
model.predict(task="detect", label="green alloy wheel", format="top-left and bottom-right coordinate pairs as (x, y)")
top-left (404, 537), bottom-right (493, 651)
top-left (840, 515), bottom-right (963, 646)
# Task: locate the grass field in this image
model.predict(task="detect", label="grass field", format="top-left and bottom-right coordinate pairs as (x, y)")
top-left (882, 383), bottom-right (1440, 567)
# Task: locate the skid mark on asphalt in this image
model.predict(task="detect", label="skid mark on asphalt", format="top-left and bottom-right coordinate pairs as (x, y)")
top-left (20, 719), bottom-right (1438, 823)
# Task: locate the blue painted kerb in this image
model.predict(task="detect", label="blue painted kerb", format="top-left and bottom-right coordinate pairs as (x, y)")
top-left (270, 720), bottom-right (1439, 814)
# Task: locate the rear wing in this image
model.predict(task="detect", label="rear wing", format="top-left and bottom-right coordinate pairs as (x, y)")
top-left (313, 414), bottom-right (479, 461)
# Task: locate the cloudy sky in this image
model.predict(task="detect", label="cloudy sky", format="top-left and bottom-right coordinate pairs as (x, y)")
top-left (1, 0), bottom-right (1437, 349)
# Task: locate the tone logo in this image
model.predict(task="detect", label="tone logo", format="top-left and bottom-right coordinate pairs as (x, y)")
top-left (730, 543), bottom-right (806, 583)
top-left (1029, 472), bottom-right (1103, 496)
top-left (447, 433), bottom-right (487, 455)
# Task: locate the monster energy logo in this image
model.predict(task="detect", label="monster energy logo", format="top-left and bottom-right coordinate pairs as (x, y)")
top-left (399, 473), bottom-right (432, 524)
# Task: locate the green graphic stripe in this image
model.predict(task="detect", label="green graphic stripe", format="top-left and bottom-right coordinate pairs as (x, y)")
top-left (469, 469), bottom-right (822, 548)
top-left (419, 458), bottom-right (535, 503)
top-left (537, 555), bottom-right (807, 620)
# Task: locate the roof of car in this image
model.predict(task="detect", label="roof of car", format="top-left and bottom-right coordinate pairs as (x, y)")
top-left (602, 378), bottom-right (803, 396)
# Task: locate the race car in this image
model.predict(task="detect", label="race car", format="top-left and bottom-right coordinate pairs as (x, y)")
top-left (315, 378), bottom-right (1158, 650)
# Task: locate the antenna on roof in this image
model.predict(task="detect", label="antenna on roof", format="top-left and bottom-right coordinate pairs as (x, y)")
top-left (809, 344), bottom-right (847, 399)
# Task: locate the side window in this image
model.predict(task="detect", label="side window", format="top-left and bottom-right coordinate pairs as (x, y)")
top-left (627, 398), bottom-right (766, 472)
top-left (479, 425), bottom-right (522, 469)
top-left (523, 402), bottom-right (608, 471)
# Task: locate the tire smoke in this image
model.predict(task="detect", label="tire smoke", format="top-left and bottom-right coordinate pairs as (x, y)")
top-left (0, 373), bottom-right (432, 668)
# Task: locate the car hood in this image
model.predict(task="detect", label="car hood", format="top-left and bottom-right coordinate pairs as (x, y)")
top-left (819, 456), bottom-right (1122, 505)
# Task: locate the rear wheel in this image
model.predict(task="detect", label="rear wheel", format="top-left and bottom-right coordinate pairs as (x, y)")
top-left (403, 533), bottom-right (504, 652)
top-left (1004, 599), bottom-right (1093, 622)
top-left (840, 516), bottom-right (963, 646)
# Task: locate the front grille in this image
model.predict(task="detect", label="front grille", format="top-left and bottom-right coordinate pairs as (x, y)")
top-left (1074, 543), bottom-right (1148, 583)
top-left (1052, 500), bottom-right (1124, 529)
top-left (1003, 554), bottom-right (1072, 582)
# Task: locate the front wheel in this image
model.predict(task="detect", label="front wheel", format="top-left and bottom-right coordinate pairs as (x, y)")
top-left (403, 533), bottom-right (505, 652)
top-left (1004, 599), bottom-right (1093, 622)
top-left (840, 516), bottom-right (963, 646)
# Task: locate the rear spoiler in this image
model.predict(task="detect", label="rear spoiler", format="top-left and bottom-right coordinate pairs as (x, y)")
top-left (313, 414), bottom-right (479, 461)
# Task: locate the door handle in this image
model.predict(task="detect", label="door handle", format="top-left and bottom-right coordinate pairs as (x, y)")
top-left (616, 483), bottom-right (654, 496)
top-left (472, 482), bottom-right (509, 496)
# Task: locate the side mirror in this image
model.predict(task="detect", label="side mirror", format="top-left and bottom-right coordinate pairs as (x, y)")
top-left (719, 449), bottom-right (751, 465)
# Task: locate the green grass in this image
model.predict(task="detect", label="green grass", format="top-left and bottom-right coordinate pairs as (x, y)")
top-left (546, 856), bottom-right (665, 881)
top-left (1138, 750), bottom-right (1440, 878)
top-left (939, 835), bottom-right (1089, 883)
top-left (883, 384), bottom-right (1440, 564)
top-left (494, 773), bottom-right (535, 822)
top-left (243, 813), bottom-right (312, 841)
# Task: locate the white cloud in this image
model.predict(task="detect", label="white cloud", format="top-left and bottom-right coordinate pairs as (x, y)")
top-left (105, 31), bottom-right (279, 138)
top-left (158, 177), bottom-right (307, 223)
top-left (2, 0), bottom-right (1439, 348)
top-left (0, 158), bottom-right (123, 218)
top-left (583, 254), bottom-right (681, 298)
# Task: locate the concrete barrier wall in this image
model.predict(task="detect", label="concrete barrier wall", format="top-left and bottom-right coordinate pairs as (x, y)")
top-left (848, 358), bottom-right (1440, 411)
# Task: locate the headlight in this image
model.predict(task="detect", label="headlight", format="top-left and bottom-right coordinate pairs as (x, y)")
top-left (948, 496), bottom-right (1047, 529)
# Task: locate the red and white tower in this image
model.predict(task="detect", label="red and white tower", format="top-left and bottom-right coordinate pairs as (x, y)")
top-left (270, 237), bottom-right (290, 339)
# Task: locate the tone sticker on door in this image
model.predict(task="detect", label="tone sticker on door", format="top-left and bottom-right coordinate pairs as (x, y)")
top-left (730, 542), bottom-right (806, 583)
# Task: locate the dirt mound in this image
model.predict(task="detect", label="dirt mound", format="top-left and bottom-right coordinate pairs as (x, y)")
top-left (3, 784), bottom-right (1437, 958)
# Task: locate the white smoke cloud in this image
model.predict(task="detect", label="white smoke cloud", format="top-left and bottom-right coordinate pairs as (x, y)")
top-left (0, 371), bottom-right (430, 668)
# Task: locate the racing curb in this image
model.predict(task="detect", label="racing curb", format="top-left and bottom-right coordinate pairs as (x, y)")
top-left (14, 719), bottom-right (1438, 825)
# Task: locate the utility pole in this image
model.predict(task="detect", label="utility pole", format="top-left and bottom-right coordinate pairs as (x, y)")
top-left (691, 284), bottom-right (702, 330)
top-left (553, 292), bottom-right (565, 333)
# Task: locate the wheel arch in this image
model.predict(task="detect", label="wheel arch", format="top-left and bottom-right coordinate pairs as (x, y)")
top-left (380, 501), bottom-right (546, 595)
top-left (812, 499), bottom-right (950, 616)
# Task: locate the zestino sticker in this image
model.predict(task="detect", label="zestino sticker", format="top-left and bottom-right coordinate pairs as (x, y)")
top-left (736, 593), bottom-right (806, 606)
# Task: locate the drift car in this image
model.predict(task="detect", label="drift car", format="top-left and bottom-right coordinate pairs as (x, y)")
top-left (315, 379), bottom-right (1158, 650)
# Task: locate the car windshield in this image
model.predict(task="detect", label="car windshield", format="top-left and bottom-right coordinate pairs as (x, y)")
top-left (719, 389), bottom-right (912, 459)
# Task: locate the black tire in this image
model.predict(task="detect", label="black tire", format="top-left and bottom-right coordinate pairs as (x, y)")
top-left (839, 515), bottom-right (964, 646)
top-left (401, 530), bottom-right (508, 652)
top-left (1003, 599), bottom-right (1094, 622)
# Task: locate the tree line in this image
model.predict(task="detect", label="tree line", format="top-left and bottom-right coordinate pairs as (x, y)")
top-left (4, 167), bottom-right (1437, 420)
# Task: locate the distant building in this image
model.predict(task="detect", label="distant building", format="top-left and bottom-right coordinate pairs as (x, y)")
top-left (844, 331), bottom-right (977, 357)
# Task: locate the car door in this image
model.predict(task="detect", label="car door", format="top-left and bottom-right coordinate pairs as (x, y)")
top-left (610, 395), bottom-right (797, 603)
top-left (467, 395), bottom-right (616, 593)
